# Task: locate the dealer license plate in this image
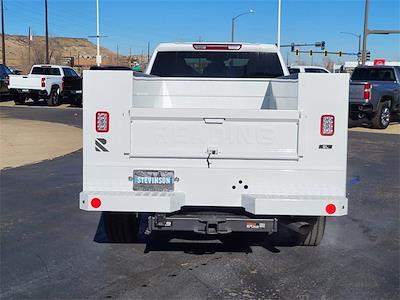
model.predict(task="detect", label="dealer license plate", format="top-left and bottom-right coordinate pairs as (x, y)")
top-left (132, 170), bottom-right (174, 192)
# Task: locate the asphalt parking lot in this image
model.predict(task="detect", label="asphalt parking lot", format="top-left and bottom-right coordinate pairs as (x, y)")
top-left (1, 105), bottom-right (399, 299)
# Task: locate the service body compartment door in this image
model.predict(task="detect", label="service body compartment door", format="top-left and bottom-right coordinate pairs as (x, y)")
top-left (130, 108), bottom-right (299, 160)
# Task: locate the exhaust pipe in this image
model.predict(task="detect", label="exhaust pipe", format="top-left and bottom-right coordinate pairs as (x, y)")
top-left (281, 221), bottom-right (311, 235)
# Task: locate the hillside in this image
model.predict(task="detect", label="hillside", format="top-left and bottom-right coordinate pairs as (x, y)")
top-left (0, 34), bottom-right (147, 73)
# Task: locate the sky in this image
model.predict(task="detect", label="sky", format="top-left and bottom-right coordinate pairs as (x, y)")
top-left (5, 0), bottom-right (400, 65)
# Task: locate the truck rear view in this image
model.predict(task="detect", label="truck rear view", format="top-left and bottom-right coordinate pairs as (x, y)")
top-left (80, 43), bottom-right (349, 246)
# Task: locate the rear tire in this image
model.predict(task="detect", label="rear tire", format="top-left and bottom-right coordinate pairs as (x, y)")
top-left (47, 87), bottom-right (60, 106)
top-left (299, 217), bottom-right (326, 246)
top-left (272, 217), bottom-right (326, 247)
top-left (14, 94), bottom-right (26, 105)
top-left (371, 102), bottom-right (390, 129)
top-left (103, 212), bottom-right (140, 243)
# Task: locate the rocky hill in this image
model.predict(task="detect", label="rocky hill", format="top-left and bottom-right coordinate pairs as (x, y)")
top-left (0, 34), bottom-right (147, 73)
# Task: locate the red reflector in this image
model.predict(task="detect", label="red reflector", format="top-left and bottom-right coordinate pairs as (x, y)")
top-left (41, 77), bottom-right (46, 88)
top-left (96, 111), bottom-right (109, 132)
top-left (91, 198), bottom-right (101, 208)
top-left (363, 83), bottom-right (371, 102)
top-left (320, 115), bottom-right (335, 136)
top-left (325, 204), bottom-right (336, 214)
top-left (193, 44), bottom-right (242, 50)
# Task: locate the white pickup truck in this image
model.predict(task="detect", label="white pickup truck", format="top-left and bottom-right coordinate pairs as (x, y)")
top-left (8, 64), bottom-right (82, 106)
top-left (80, 43), bottom-right (349, 246)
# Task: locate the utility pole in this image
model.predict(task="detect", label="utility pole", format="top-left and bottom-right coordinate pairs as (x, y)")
top-left (28, 27), bottom-right (31, 67)
top-left (1, 0), bottom-right (6, 65)
top-left (116, 44), bottom-right (118, 65)
top-left (45, 0), bottom-right (49, 63)
top-left (147, 41), bottom-right (150, 63)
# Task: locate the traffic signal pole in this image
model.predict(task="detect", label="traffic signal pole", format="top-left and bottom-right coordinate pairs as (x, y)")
top-left (361, 0), bottom-right (369, 65)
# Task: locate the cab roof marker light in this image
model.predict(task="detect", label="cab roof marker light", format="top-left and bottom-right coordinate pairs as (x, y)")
top-left (320, 115), bottom-right (335, 136)
top-left (96, 111), bottom-right (109, 133)
top-left (192, 44), bottom-right (242, 50)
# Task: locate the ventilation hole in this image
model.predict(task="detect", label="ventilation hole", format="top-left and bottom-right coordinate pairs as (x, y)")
top-left (232, 186), bottom-right (236, 189)
top-left (82, 200), bottom-right (85, 204)
top-left (244, 185), bottom-right (248, 189)
top-left (239, 180), bottom-right (243, 184)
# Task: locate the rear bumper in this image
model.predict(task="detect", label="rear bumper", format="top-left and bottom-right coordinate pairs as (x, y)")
top-left (79, 191), bottom-right (348, 216)
top-left (10, 89), bottom-right (48, 97)
top-left (147, 214), bottom-right (278, 234)
top-left (349, 102), bottom-right (374, 115)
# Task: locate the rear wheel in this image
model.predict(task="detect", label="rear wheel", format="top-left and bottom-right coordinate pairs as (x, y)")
top-left (103, 212), bottom-right (140, 243)
top-left (371, 102), bottom-right (390, 129)
top-left (272, 217), bottom-right (326, 247)
top-left (299, 217), bottom-right (326, 246)
top-left (14, 94), bottom-right (26, 105)
top-left (47, 87), bottom-right (60, 106)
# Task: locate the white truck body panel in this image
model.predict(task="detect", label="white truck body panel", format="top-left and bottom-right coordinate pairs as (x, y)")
top-left (80, 70), bottom-right (349, 217)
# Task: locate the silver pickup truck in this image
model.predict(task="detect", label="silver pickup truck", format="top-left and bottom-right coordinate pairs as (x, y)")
top-left (349, 65), bottom-right (400, 129)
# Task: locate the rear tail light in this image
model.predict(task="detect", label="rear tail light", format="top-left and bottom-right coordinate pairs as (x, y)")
top-left (325, 203), bottom-right (336, 214)
top-left (41, 77), bottom-right (46, 88)
top-left (363, 83), bottom-right (371, 102)
top-left (320, 115), bottom-right (335, 136)
top-left (96, 111), bottom-right (109, 132)
top-left (91, 197), bottom-right (101, 208)
top-left (193, 44), bottom-right (242, 50)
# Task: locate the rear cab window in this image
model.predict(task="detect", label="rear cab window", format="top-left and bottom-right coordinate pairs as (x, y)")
top-left (351, 67), bottom-right (396, 81)
top-left (150, 51), bottom-right (284, 78)
top-left (31, 67), bottom-right (61, 76)
top-left (288, 68), bottom-right (300, 74)
top-left (304, 68), bottom-right (328, 73)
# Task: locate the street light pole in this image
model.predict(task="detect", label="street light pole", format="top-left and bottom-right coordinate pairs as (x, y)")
top-left (96, 0), bottom-right (101, 66)
top-left (231, 9), bottom-right (254, 42)
top-left (340, 32), bottom-right (361, 63)
top-left (277, 0), bottom-right (282, 50)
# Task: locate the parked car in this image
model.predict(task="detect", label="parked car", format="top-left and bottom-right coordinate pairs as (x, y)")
top-left (8, 65), bottom-right (82, 106)
top-left (289, 65), bottom-right (330, 74)
top-left (0, 64), bottom-right (12, 100)
top-left (80, 42), bottom-right (349, 247)
top-left (349, 65), bottom-right (400, 128)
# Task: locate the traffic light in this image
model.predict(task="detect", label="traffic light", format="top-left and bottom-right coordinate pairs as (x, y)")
top-left (291, 43), bottom-right (295, 52)
top-left (338, 51), bottom-right (342, 57)
top-left (366, 51), bottom-right (371, 61)
top-left (295, 49), bottom-right (299, 56)
top-left (321, 41), bottom-right (326, 50)
top-left (309, 50), bottom-right (313, 56)
top-left (324, 50), bottom-right (328, 56)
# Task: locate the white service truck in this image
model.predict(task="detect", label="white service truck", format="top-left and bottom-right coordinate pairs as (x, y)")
top-left (80, 43), bottom-right (349, 246)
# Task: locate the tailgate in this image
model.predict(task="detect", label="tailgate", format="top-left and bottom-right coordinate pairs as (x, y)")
top-left (9, 75), bottom-right (42, 90)
top-left (130, 108), bottom-right (300, 160)
top-left (349, 82), bottom-right (366, 102)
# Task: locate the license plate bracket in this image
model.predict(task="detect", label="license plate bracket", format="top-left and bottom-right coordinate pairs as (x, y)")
top-left (132, 170), bottom-right (174, 192)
